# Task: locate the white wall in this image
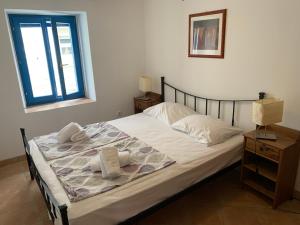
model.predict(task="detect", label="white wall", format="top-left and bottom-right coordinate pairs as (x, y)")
top-left (0, 0), bottom-right (145, 160)
top-left (144, 0), bottom-right (300, 190)
top-left (2, 0), bottom-right (300, 190)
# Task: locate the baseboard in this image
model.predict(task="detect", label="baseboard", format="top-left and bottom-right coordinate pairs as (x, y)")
top-left (0, 155), bottom-right (26, 167)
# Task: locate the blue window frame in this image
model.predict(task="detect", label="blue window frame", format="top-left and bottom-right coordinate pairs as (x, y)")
top-left (9, 14), bottom-right (85, 106)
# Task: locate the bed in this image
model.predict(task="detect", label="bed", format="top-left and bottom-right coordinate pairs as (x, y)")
top-left (20, 77), bottom-right (265, 225)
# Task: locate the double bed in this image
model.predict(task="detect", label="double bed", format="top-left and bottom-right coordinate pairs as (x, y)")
top-left (21, 77), bottom-right (263, 225)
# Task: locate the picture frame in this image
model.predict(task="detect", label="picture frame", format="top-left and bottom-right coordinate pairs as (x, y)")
top-left (188, 9), bottom-right (227, 58)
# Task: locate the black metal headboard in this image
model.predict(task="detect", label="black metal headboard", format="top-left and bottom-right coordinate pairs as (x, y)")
top-left (160, 76), bottom-right (265, 126)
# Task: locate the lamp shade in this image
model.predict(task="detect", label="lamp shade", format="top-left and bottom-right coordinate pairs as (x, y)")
top-left (139, 76), bottom-right (152, 92)
top-left (252, 99), bottom-right (284, 126)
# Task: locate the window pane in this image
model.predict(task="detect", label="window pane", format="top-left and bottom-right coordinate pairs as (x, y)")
top-left (21, 25), bottom-right (53, 97)
top-left (57, 23), bottom-right (79, 95)
top-left (47, 27), bottom-right (62, 97)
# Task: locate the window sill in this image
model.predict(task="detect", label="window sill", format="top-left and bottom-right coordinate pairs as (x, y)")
top-left (24, 98), bottom-right (95, 114)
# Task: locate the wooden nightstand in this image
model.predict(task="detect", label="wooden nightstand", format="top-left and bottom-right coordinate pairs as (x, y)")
top-left (240, 125), bottom-right (300, 208)
top-left (134, 92), bottom-right (161, 114)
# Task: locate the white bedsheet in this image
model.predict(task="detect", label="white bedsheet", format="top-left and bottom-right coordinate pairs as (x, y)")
top-left (29, 113), bottom-right (243, 225)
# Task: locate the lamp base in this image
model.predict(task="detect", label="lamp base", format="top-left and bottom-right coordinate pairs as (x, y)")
top-left (255, 131), bottom-right (277, 140)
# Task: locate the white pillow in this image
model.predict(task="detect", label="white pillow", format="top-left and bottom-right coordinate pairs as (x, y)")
top-left (143, 102), bottom-right (196, 125)
top-left (171, 115), bottom-right (242, 146)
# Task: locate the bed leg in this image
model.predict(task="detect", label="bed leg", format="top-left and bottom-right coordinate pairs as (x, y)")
top-left (59, 204), bottom-right (69, 225)
top-left (161, 76), bottom-right (165, 102)
top-left (26, 154), bottom-right (34, 180)
top-left (20, 128), bottom-right (34, 180)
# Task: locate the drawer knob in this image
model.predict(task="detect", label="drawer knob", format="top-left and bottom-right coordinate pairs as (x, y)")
top-left (260, 145), bottom-right (269, 151)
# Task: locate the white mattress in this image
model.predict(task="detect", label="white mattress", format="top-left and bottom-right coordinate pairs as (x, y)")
top-left (29, 113), bottom-right (243, 225)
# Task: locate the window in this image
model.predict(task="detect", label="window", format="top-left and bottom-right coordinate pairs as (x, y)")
top-left (9, 14), bottom-right (85, 106)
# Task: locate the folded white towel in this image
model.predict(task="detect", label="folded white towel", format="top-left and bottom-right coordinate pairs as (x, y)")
top-left (57, 122), bottom-right (82, 144)
top-left (99, 147), bottom-right (121, 179)
top-left (90, 151), bottom-right (130, 173)
top-left (70, 130), bottom-right (89, 142)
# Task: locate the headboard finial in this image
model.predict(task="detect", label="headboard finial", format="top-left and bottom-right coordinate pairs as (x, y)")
top-left (259, 92), bottom-right (266, 100)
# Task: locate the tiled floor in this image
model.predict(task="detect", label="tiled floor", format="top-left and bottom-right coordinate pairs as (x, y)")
top-left (1, 160), bottom-right (300, 225)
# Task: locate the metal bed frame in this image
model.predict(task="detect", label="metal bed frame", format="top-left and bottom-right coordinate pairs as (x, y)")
top-left (161, 76), bottom-right (265, 126)
top-left (20, 76), bottom-right (265, 225)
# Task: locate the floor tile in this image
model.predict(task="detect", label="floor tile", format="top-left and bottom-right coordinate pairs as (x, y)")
top-left (257, 207), bottom-right (300, 225)
top-left (1, 160), bottom-right (300, 225)
top-left (220, 206), bottom-right (263, 225)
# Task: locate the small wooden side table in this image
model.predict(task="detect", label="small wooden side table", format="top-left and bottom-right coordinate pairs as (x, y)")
top-left (240, 125), bottom-right (300, 208)
top-left (134, 92), bottom-right (161, 114)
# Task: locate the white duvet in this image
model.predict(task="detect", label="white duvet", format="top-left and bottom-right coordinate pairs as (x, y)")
top-left (29, 113), bottom-right (243, 225)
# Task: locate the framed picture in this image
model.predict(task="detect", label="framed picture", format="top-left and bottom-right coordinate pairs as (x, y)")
top-left (188, 9), bottom-right (227, 58)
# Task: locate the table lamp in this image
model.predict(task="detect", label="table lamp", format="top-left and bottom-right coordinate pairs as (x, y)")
top-left (252, 98), bottom-right (284, 140)
top-left (139, 76), bottom-right (152, 100)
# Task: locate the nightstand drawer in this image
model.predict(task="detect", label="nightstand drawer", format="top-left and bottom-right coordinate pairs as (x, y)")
top-left (256, 142), bottom-right (280, 162)
top-left (135, 101), bottom-right (143, 110)
top-left (245, 138), bottom-right (280, 162)
top-left (245, 138), bottom-right (256, 151)
top-left (135, 101), bottom-right (150, 111)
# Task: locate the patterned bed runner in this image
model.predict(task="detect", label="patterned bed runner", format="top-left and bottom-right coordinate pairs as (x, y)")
top-left (50, 137), bottom-right (175, 202)
top-left (34, 122), bottom-right (129, 161)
